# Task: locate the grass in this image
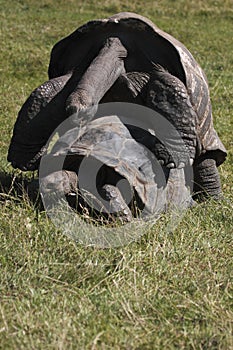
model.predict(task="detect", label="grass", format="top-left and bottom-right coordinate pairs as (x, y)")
top-left (0, 0), bottom-right (232, 349)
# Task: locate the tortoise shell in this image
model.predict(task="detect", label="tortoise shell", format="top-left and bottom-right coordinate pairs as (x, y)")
top-left (48, 12), bottom-right (227, 166)
top-left (43, 115), bottom-right (168, 216)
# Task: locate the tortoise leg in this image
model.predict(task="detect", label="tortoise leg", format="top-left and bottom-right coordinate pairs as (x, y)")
top-left (8, 73), bottom-right (73, 170)
top-left (146, 64), bottom-right (198, 168)
top-left (193, 156), bottom-right (222, 200)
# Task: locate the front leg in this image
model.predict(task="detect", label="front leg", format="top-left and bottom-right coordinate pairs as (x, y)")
top-left (146, 64), bottom-right (199, 168)
top-left (8, 73), bottom-right (73, 170)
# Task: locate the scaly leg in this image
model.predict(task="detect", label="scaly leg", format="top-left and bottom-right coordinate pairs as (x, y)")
top-left (146, 64), bottom-right (199, 168)
top-left (193, 156), bottom-right (222, 200)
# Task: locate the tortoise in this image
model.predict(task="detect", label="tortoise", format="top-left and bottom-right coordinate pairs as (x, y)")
top-left (39, 115), bottom-right (193, 221)
top-left (8, 12), bottom-right (227, 206)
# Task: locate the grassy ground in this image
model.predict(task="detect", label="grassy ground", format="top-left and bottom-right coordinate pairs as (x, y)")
top-left (0, 1), bottom-right (232, 349)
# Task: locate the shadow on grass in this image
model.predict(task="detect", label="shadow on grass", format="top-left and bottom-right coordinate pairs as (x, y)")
top-left (0, 170), bottom-right (42, 208)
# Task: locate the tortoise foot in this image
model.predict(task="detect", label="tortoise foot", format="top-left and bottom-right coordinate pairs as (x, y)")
top-left (193, 157), bottom-right (222, 200)
top-left (153, 140), bottom-right (191, 169)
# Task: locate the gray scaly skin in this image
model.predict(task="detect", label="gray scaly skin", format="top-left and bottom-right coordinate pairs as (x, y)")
top-left (193, 156), bottom-right (222, 199)
top-left (8, 73), bottom-right (72, 170)
top-left (146, 64), bottom-right (199, 168)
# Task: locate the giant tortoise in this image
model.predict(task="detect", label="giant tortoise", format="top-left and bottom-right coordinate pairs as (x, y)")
top-left (39, 114), bottom-right (193, 221)
top-left (8, 12), bottom-right (227, 215)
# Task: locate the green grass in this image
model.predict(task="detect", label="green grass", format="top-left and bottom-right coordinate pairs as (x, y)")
top-left (0, 1), bottom-right (232, 349)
